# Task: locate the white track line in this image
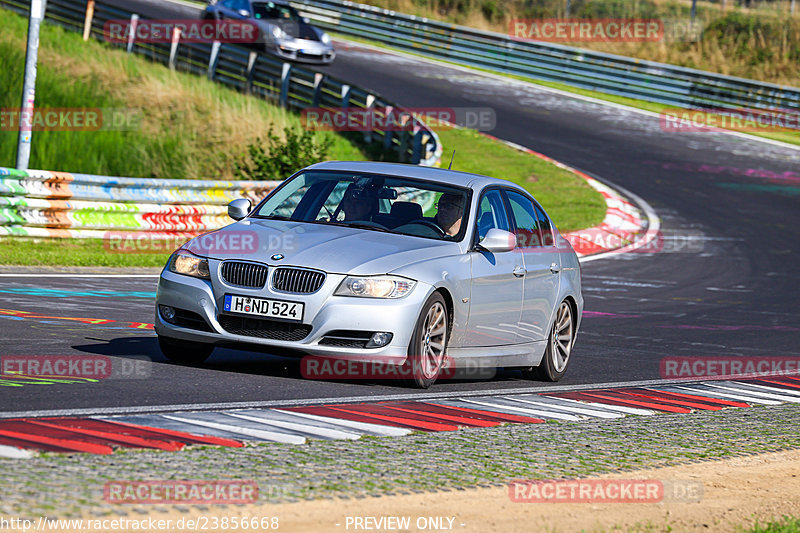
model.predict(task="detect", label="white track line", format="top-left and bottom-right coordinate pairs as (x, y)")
top-left (704, 383), bottom-right (800, 403)
top-left (0, 274), bottom-right (160, 278)
top-left (272, 409), bottom-right (411, 436)
top-left (577, 175), bottom-right (662, 263)
top-left (224, 412), bottom-right (361, 440)
top-left (0, 445), bottom-right (34, 459)
top-left (5, 375), bottom-right (798, 420)
top-left (729, 381), bottom-right (800, 397)
top-left (668, 385), bottom-right (782, 405)
top-left (531, 395), bottom-right (655, 416)
top-left (160, 414), bottom-right (306, 444)
top-left (506, 396), bottom-right (622, 419)
top-left (456, 398), bottom-right (582, 421)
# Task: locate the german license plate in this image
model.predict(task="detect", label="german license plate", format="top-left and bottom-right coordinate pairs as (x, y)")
top-left (223, 294), bottom-right (303, 321)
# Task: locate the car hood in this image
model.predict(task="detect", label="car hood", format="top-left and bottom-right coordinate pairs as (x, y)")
top-left (255, 18), bottom-right (319, 40)
top-left (183, 219), bottom-right (461, 275)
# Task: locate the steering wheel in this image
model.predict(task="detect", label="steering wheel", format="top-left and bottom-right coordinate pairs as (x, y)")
top-left (407, 219), bottom-right (446, 237)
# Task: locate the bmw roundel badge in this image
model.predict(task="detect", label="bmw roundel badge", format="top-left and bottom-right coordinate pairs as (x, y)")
top-left (271, 253), bottom-right (285, 260)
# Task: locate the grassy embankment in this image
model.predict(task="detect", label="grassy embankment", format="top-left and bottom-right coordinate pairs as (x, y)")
top-left (0, 9), bottom-right (605, 266)
top-left (344, 0), bottom-right (800, 146)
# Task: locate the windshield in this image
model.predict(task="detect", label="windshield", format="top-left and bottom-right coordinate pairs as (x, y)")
top-left (253, 171), bottom-right (471, 241)
top-left (251, 2), bottom-right (300, 21)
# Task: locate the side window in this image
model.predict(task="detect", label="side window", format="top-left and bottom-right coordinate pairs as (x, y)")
top-left (532, 201), bottom-right (554, 246)
top-left (221, 0), bottom-right (236, 9)
top-left (475, 189), bottom-right (509, 242)
top-left (505, 190), bottom-right (544, 248)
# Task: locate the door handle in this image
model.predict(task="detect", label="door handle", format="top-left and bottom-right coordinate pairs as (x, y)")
top-left (513, 266), bottom-right (526, 278)
top-left (550, 262), bottom-right (561, 274)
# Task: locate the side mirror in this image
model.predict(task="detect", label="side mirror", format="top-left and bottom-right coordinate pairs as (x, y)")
top-left (228, 198), bottom-right (251, 220)
top-left (238, 9), bottom-right (250, 17)
top-left (477, 228), bottom-right (516, 254)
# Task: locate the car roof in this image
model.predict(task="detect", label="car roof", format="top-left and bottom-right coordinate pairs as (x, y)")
top-left (305, 161), bottom-right (527, 193)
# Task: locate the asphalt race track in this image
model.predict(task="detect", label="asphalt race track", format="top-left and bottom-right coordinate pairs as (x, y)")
top-left (2, 0), bottom-right (799, 415)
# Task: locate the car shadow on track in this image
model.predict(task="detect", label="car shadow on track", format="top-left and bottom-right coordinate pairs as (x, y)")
top-left (70, 336), bottom-right (532, 387)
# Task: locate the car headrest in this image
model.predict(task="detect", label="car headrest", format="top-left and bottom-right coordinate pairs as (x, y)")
top-left (390, 201), bottom-right (423, 222)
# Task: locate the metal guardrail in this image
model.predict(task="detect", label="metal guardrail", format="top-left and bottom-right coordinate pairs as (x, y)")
top-left (0, 0), bottom-right (442, 238)
top-left (291, 0), bottom-right (800, 112)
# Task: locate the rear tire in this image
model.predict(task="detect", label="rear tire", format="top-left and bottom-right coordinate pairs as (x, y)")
top-left (522, 300), bottom-right (574, 382)
top-left (403, 292), bottom-right (449, 389)
top-left (158, 336), bottom-right (214, 364)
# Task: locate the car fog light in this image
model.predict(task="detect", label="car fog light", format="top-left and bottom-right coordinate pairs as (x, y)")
top-left (159, 305), bottom-right (176, 323)
top-left (366, 332), bottom-right (393, 348)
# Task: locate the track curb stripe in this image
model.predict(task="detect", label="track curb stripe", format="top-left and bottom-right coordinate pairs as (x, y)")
top-left (7, 377), bottom-right (800, 455)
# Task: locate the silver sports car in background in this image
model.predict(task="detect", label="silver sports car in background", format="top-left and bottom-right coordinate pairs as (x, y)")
top-left (155, 161), bottom-right (583, 388)
top-left (203, 0), bottom-right (335, 64)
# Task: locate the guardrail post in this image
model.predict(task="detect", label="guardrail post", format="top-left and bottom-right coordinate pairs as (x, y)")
top-left (168, 27), bottom-right (181, 70)
top-left (279, 62), bottom-right (292, 108)
top-left (245, 51), bottom-right (257, 94)
top-left (15, 0), bottom-right (47, 170)
top-left (312, 73), bottom-right (324, 107)
top-left (382, 105), bottom-right (394, 151)
top-left (340, 84), bottom-right (351, 108)
top-left (411, 123), bottom-right (423, 164)
top-left (208, 41), bottom-right (221, 80)
top-left (82, 0), bottom-right (94, 41)
top-left (396, 113), bottom-right (411, 162)
top-left (364, 94), bottom-right (376, 144)
top-left (126, 14), bottom-right (138, 53)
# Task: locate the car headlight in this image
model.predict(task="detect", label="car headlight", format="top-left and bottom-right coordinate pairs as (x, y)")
top-left (334, 275), bottom-right (416, 298)
top-left (271, 26), bottom-right (285, 39)
top-left (320, 32), bottom-right (330, 45)
top-left (169, 252), bottom-right (210, 279)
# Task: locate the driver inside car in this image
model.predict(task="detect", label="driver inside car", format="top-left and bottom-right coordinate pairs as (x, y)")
top-left (434, 192), bottom-right (465, 237)
top-left (338, 182), bottom-right (380, 222)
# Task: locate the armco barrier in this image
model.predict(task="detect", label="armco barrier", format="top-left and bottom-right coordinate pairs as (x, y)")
top-left (0, 167), bottom-right (278, 238)
top-left (291, 0), bottom-right (800, 112)
top-left (0, 0), bottom-right (441, 238)
top-left (0, 0), bottom-right (441, 167)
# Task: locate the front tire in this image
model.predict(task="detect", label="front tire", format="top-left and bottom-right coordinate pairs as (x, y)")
top-left (523, 300), bottom-right (574, 382)
top-left (404, 292), bottom-right (449, 389)
top-left (158, 336), bottom-right (214, 364)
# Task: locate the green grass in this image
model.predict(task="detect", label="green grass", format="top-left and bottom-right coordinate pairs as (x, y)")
top-left (439, 127), bottom-right (606, 232)
top-left (0, 130), bottom-right (605, 266)
top-left (742, 516), bottom-right (800, 533)
top-left (0, 6), bottom-right (606, 267)
top-left (0, 10), bottom-right (365, 178)
top-left (0, 237), bottom-right (171, 267)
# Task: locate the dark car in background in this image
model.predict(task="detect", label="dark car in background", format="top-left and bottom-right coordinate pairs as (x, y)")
top-left (203, 0), bottom-right (335, 64)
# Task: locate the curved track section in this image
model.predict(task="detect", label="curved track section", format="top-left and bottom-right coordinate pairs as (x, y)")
top-left (1, 0), bottom-right (799, 414)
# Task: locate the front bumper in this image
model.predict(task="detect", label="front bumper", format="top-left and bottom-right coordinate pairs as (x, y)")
top-left (273, 38), bottom-right (335, 63)
top-left (154, 265), bottom-right (430, 363)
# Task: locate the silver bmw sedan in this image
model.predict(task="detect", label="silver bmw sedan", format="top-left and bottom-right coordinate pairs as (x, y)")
top-left (155, 161), bottom-right (583, 388)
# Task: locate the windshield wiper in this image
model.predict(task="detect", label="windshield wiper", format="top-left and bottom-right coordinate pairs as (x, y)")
top-left (255, 214), bottom-right (292, 221)
top-left (330, 221), bottom-right (396, 234)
